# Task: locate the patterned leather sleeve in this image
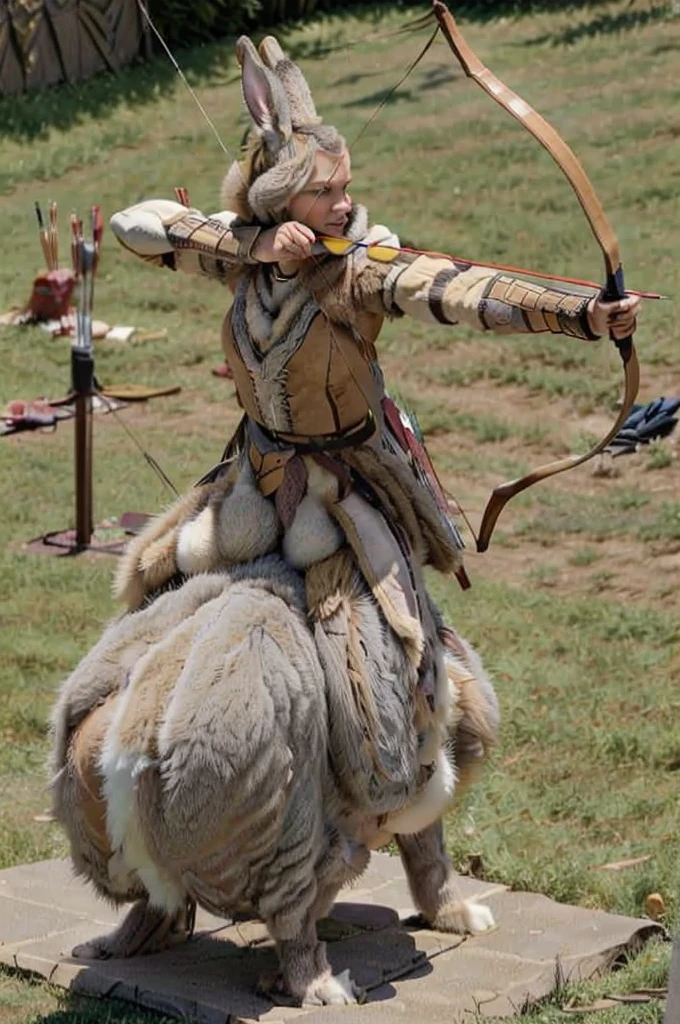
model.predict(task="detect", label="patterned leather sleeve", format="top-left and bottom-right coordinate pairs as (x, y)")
top-left (478, 274), bottom-right (598, 339)
top-left (381, 253), bottom-right (599, 340)
top-left (164, 211), bottom-right (261, 280)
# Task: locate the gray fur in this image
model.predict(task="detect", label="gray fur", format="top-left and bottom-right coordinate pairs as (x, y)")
top-left (258, 36), bottom-right (320, 129)
top-left (50, 555), bottom-right (498, 1005)
top-left (228, 35), bottom-right (346, 223)
top-left (312, 567), bottom-right (419, 815)
top-left (49, 573), bottom-right (230, 782)
top-left (236, 36), bottom-right (294, 161)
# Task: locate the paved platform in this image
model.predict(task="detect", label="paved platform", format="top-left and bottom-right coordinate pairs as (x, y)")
top-left (0, 855), bottom-right (663, 1022)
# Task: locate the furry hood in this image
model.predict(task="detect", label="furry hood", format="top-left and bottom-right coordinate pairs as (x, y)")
top-left (222, 35), bottom-right (346, 224)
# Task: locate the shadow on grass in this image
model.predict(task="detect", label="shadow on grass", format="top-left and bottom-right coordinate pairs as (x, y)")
top-left (0, 41), bottom-right (237, 143)
top-left (521, 3), bottom-right (672, 47)
top-left (0, 1), bottom-right (671, 142)
top-left (342, 62), bottom-right (457, 108)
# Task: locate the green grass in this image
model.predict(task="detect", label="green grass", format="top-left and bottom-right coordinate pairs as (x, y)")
top-left (0, 1), bottom-right (678, 1021)
top-left (0, 965), bottom-right (178, 1024)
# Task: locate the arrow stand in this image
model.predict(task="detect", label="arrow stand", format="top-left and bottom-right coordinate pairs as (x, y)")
top-left (24, 351), bottom-right (128, 557)
top-left (72, 348), bottom-right (94, 549)
top-left (24, 205), bottom-right (130, 557)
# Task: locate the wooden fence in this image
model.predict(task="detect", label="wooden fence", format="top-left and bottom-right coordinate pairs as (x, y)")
top-left (0, 0), bottom-right (148, 96)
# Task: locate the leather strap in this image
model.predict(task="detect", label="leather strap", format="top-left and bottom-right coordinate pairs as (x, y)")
top-left (257, 411), bottom-right (377, 454)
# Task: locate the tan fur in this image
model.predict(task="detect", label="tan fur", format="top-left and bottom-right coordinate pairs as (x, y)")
top-left (311, 552), bottom-right (390, 781)
top-left (52, 560), bottom-right (498, 1005)
top-left (114, 486), bottom-right (214, 609)
top-left (327, 502), bottom-right (423, 670)
top-left (445, 654), bottom-right (499, 791)
top-left (343, 444), bottom-right (463, 575)
top-left (138, 529), bottom-right (181, 587)
top-left (112, 604), bottom-right (218, 758)
top-left (305, 548), bottom-right (356, 622)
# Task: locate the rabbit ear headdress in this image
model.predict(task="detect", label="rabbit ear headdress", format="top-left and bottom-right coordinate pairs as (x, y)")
top-left (221, 36), bottom-right (346, 224)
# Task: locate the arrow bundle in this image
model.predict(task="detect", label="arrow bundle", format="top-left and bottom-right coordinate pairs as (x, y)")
top-left (70, 206), bottom-right (103, 352)
top-left (34, 201), bottom-right (60, 270)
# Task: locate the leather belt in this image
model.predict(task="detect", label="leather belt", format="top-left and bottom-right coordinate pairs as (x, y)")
top-left (257, 412), bottom-right (376, 454)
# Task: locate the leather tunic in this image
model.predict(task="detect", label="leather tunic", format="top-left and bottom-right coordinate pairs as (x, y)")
top-left (222, 287), bottom-right (385, 441)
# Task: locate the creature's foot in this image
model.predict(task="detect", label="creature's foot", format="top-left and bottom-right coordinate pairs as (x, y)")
top-left (72, 897), bottom-right (194, 959)
top-left (259, 967), bottom-right (365, 1007)
top-left (431, 897), bottom-right (495, 935)
top-left (302, 968), bottom-right (366, 1006)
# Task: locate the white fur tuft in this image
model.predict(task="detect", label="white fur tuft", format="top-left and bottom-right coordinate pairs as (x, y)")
top-left (100, 684), bottom-right (183, 913)
top-left (303, 968), bottom-right (362, 1006)
top-left (441, 899), bottom-right (496, 935)
top-left (385, 746), bottom-right (456, 836)
top-left (176, 505), bottom-right (219, 575)
top-left (460, 899), bottom-right (495, 934)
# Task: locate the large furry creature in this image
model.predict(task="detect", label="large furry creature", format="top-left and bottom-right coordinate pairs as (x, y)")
top-left (50, 555), bottom-right (498, 1006)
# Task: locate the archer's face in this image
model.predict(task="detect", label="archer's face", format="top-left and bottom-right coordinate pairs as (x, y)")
top-left (287, 149), bottom-right (352, 237)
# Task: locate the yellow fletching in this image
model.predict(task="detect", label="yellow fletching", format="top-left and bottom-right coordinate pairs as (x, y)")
top-left (365, 243), bottom-right (401, 263)
top-left (318, 236), bottom-right (353, 255)
top-left (317, 236), bottom-right (401, 263)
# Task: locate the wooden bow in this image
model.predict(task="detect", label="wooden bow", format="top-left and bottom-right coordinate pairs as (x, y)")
top-left (432, 1), bottom-right (640, 552)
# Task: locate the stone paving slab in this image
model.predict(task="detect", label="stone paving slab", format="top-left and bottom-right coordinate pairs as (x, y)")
top-left (0, 856), bottom-right (664, 1022)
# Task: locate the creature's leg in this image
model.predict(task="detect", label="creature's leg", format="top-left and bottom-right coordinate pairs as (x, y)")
top-left (72, 897), bottom-right (194, 960)
top-left (262, 878), bottom-right (365, 1007)
top-left (396, 819), bottom-right (494, 934)
top-left (258, 828), bottom-right (370, 1008)
top-left (53, 693), bottom-right (120, 897)
top-left (54, 696), bottom-right (193, 959)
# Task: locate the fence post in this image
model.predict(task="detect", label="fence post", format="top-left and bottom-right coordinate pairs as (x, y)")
top-left (665, 936), bottom-right (680, 1024)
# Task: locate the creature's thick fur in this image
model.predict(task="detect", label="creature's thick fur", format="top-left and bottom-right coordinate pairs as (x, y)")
top-left (51, 556), bottom-right (498, 1006)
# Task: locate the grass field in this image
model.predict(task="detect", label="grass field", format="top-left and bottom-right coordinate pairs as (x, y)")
top-left (0, 1), bottom-right (677, 1021)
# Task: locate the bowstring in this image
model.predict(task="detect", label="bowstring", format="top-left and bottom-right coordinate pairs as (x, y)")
top-left (95, 390), bottom-right (180, 498)
top-left (280, 10), bottom-right (437, 57)
top-left (136, 0), bottom-right (250, 191)
top-left (346, 23), bottom-right (439, 155)
top-left (96, 1), bottom-right (249, 496)
top-left (299, 18), bottom-right (474, 544)
top-left (300, 15), bottom-right (438, 349)
top-left (137, 0), bottom-right (229, 161)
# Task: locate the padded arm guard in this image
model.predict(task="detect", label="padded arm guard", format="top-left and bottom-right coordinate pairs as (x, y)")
top-left (382, 254), bottom-right (598, 340)
top-left (110, 200), bottom-right (261, 279)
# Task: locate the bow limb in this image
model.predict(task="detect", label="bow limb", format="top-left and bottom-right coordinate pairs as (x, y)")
top-left (432, 1), bottom-right (640, 552)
